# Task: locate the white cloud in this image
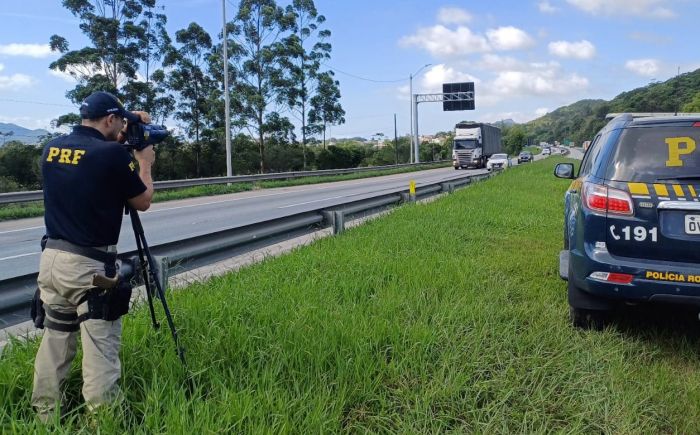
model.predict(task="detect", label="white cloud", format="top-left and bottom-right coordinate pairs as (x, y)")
top-left (491, 62), bottom-right (589, 97)
top-left (0, 43), bottom-right (55, 58)
top-left (535, 107), bottom-right (550, 116)
top-left (0, 63), bottom-right (33, 90)
top-left (49, 69), bottom-right (78, 83)
top-left (548, 40), bottom-right (596, 59)
top-left (437, 7), bottom-right (472, 24)
top-left (566, 0), bottom-right (676, 18)
top-left (400, 25), bottom-right (490, 57)
top-left (400, 24), bottom-right (534, 57)
top-left (421, 64), bottom-right (479, 92)
top-left (402, 62), bottom-right (588, 108)
top-left (625, 58), bottom-right (661, 76)
top-left (486, 26), bottom-right (535, 50)
top-left (538, 1), bottom-right (559, 13)
top-left (476, 54), bottom-right (523, 71)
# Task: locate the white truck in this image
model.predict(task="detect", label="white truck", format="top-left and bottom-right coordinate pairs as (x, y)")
top-left (452, 122), bottom-right (503, 169)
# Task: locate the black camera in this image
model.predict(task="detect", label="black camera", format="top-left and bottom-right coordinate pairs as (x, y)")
top-left (126, 123), bottom-right (169, 150)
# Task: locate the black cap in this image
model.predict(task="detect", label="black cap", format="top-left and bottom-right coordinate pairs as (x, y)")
top-left (79, 91), bottom-right (140, 122)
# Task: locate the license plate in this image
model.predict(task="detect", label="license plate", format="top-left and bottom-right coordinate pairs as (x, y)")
top-left (685, 214), bottom-right (700, 234)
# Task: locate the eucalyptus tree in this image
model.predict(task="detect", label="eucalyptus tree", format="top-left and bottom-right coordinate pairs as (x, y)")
top-left (163, 23), bottom-right (217, 176)
top-left (49, 0), bottom-right (171, 123)
top-left (278, 0), bottom-right (332, 169)
top-left (228, 0), bottom-right (294, 173)
top-left (308, 71), bottom-right (345, 148)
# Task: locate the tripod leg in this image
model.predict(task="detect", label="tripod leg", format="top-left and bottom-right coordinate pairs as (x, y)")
top-left (133, 226), bottom-right (159, 329)
top-left (129, 207), bottom-right (187, 368)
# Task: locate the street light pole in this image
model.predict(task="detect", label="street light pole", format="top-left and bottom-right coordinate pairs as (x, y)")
top-left (409, 63), bottom-right (431, 164)
top-left (409, 73), bottom-right (414, 163)
top-left (222, 0), bottom-right (232, 177)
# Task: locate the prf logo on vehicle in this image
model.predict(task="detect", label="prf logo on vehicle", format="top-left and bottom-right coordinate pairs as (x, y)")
top-left (645, 270), bottom-right (700, 283)
top-left (665, 136), bottom-right (696, 167)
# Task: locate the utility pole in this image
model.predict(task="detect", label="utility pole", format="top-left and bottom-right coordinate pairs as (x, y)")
top-left (409, 73), bottom-right (414, 164)
top-left (409, 64), bottom-right (431, 164)
top-left (413, 93), bottom-right (419, 163)
top-left (394, 113), bottom-right (398, 165)
top-left (223, 0), bottom-right (232, 177)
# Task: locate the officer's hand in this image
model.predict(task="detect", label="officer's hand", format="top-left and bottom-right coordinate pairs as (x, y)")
top-left (118, 111), bottom-right (153, 143)
top-left (134, 145), bottom-right (156, 167)
top-left (132, 111), bottom-right (152, 124)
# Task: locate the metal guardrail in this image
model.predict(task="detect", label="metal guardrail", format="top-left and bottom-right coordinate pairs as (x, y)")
top-left (0, 170), bottom-right (495, 319)
top-left (0, 161), bottom-right (450, 205)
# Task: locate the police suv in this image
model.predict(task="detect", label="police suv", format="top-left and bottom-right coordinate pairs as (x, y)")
top-left (555, 113), bottom-right (700, 329)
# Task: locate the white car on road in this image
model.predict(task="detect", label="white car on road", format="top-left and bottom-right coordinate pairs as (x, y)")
top-left (486, 153), bottom-right (511, 171)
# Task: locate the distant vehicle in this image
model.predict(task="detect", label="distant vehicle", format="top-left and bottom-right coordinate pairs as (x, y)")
top-left (452, 123), bottom-right (503, 169)
top-left (542, 148), bottom-right (552, 156)
top-left (487, 153), bottom-right (510, 171)
top-left (517, 151), bottom-right (533, 163)
top-left (554, 113), bottom-right (700, 330)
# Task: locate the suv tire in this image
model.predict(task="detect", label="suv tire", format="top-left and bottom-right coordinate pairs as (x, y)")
top-left (570, 306), bottom-right (607, 331)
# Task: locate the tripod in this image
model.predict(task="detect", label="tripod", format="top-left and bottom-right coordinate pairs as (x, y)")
top-left (127, 206), bottom-right (187, 369)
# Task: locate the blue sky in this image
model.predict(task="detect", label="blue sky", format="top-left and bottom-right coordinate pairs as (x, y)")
top-left (0, 0), bottom-right (698, 140)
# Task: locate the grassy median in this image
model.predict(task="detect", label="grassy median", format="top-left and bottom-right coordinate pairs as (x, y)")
top-left (0, 163), bottom-right (450, 222)
top-left (2, 158), bottom-right (700, 433)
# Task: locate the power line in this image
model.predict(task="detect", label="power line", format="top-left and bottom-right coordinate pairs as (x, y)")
top-left (321, 63), bottom-right (406, 83)
top-left (0, 98), bottom-right (75, 108)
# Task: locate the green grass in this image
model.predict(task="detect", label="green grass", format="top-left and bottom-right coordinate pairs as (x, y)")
top-left (0, 163), bottom-right (450, 222)
top-left (2, 157), bottom-right (700, 433)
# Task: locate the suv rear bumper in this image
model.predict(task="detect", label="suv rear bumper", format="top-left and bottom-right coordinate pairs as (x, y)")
top-left (569, 245), bottom-right (700, 303)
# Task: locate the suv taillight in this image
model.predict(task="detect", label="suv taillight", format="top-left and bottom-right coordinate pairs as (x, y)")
top-left (583, 182), bottom-right (634, 216)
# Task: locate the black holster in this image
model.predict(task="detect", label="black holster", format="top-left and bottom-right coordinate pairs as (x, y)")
top-left (78, 280), bottom-right (133, 323)
top-left (31, 288), bottom-right (46, 329)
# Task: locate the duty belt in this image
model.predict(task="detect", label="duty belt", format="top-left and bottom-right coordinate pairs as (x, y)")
top-left (44, 238), bottom-right (117, 272)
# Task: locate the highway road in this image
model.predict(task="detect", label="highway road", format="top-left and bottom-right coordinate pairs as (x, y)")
top-left (0, 166), bottom-right (488, 280)
top-left (0, 149), bottom-right (581, 282)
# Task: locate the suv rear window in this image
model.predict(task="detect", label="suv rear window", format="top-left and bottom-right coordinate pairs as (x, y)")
top-left (606, 124), bottom-right (700, 182)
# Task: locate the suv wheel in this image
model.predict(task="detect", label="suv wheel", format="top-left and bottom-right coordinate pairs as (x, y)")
top-left (570, 306), bottom-right (608, 331)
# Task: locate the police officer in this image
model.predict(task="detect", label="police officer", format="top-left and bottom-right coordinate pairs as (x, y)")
top-left (31, 91), bottom-right (155, 421)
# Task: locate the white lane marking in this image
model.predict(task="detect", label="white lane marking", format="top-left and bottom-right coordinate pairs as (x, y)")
top-left (147, 172), bottom-right (440, 213)
top-left (147, 190), bottom-right (292, 213)
top-left (0, 225), bottom-right (45, 235)
top-left (278, 195), bottom-right (349, 208)
top-left (0, 252), bottom-right (40, 261)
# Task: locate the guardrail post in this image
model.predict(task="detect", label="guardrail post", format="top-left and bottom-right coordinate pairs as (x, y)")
top-left (332, 211), bottom-right (345, 234)
top-left (154, 256), bottom-right (169, 291)
top-left (440, 182), bottom-right (454, 194)
top-left (409, 180), bottom-right (416, 202)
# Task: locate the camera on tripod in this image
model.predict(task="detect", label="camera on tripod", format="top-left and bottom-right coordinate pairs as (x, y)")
top-left (125, 122), bottom-right (169, 150)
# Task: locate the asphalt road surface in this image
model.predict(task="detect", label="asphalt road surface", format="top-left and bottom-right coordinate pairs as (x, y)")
top-left (0, 149), bottom-right (582, 282)
top-left (0, 166), bottom-right (488, 281)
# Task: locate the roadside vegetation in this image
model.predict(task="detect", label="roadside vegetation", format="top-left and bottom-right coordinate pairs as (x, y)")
top-left (2, 157), bottom-right (699, 433)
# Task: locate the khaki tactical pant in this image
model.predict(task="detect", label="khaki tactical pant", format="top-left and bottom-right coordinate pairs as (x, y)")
top-left (32, 248), bottom-right (122, 419)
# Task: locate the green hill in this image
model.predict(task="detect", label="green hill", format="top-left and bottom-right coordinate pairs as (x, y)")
top-left (526, 68), bottom-right (700, 145)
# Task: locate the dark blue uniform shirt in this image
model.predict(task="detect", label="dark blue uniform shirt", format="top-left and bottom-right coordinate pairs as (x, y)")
top-left (42, 126), bottom-right (146, 247)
